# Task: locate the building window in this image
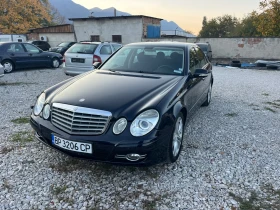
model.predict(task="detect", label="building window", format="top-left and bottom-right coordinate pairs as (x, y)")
top-left (91, 35), bottom-right (100, 42)
top-left (112, 35), bottom-right (122, 43)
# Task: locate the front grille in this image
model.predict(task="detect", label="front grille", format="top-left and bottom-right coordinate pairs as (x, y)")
top-left (51, 103), bottom-right (112, 135)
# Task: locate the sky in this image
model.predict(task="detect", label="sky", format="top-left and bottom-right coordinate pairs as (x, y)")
top-left (72, 0), bottom-right (261, 35)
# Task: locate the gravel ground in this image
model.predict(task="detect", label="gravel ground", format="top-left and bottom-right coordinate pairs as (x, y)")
top-left (0, 67), bottom-right (280, 210)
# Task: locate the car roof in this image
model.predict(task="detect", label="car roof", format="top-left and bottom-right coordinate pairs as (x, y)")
top-left (126, 41), bottom-right (197, 49)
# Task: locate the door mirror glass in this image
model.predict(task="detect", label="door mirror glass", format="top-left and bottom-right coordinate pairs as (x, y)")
top-left (193, 69), bottom-right (209, 77)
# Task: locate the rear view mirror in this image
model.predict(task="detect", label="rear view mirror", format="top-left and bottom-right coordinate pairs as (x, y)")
top-left (93, 62), bottom-right (101, 68)
top-left (193, 69), bottom-right (209, 77)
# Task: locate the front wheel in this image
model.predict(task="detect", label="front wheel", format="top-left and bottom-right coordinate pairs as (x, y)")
top-left (51, 58), bottom-right (60, 68)
top-left (168, 113), bottom-right (185, 163)
top-left (2, 60), bottom-right (14, 73)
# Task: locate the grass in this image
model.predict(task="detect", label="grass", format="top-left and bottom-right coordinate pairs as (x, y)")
top-left (11, 117), bottom-right (30, 124)
top-left (50, 185), bottom-right (67, 196)
top-left (229, 184), bottom-right (280, 210)
top-left (225, 112), bottom-right (238, 117)
top-left (264, 106), bottom-right (277, 113)
top-left (10, 131), bottom-right (34, 143)
top-left (264, 101), bottom-right (280, 109)
top-left (0, 82), bottom-right (35, 86)
top-left (0, 146), bottom-right (14, 154)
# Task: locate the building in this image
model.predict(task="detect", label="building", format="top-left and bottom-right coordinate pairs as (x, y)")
top-left (0, 34), bottom-right (27, 42)
top-left (69, 15), bottom-right (162, 44)
top-left (27, 24), bottom-right (76, 47)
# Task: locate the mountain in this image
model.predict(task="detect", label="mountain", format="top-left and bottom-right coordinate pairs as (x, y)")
top-left (49, 0), bottom-right (193, 35)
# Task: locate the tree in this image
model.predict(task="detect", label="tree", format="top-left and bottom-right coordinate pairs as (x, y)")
top-left (235, 14), bottom-right (261, 37)
top-left (199, 15), bottom-right (239, 37)
top-left (252, 0), bottom-right (280, 36)
top-left (49, 5), bottom-right (66, 25)
top-left (0, 0), bottom-right (52, 34)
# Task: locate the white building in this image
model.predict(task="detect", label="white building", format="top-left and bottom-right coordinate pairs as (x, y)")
top-left (69, 15), bottom-right (162, 44)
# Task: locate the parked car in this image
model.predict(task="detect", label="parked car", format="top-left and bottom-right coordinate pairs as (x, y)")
top-left (0, 42), bottom-right (63, 73)
top-left (27, 40), bottom-right (51, 51)
top-left (0, 64), bottom-right (4, 77)
top-left (49, 42), bottom-right (77, 55)
top-left (30, 42), bottom-right (213, 166)
top-left (63, 42), bottom-right (122, 76)
top-left (196, 42), bottom-right (212, 61)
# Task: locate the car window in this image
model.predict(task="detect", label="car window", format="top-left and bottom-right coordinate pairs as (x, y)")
top-left (58, 42), bottom-right (69, 47)
top-left (189, 48), bottom-right (197, 74)
top-left (101, 46), bottom-right (185, 75)
top-left (67, 44), bottom-right (98, 54)
top-left (23, 44), bottom-right (40, 53)
top-left (112, 44), bottom-right (122, 52)
top-left (100, 45), bottom-right (112, 55)
top-left (6, 43), bottom-right (25, 53)
top-left (195, 47), bottom-right (207, 68)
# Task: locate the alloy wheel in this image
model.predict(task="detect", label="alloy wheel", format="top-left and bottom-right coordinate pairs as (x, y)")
top-left (172, 116), bottom-right (183, 157)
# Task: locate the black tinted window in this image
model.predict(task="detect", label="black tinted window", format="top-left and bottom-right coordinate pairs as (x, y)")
top-left (6, 43), bottom-right (25, 53)
top-left (100, 45), bottom-right (112, 54)
top-left (195, 47), bottom-right (207, 68)
top-left (189, 48), bottom-right (197, 74)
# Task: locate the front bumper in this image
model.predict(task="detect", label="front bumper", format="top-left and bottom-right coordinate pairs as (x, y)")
top-left (30, 114), bottom-right (172, 166)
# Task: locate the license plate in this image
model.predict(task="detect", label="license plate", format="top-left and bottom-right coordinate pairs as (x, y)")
top-left (71, 58), bottom-right (85, 63)
top-left (51, 135), bottom-right (92, 154)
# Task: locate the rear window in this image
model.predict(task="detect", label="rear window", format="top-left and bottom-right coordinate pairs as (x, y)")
top-left (67, 43), bottom-right (98, 54)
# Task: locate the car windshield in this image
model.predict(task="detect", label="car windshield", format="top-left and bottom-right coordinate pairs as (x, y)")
top-left (67, 43), bottom-right (98, 54)
top-left (100, 45), bottom-right (185, 75)
top-left (58, 42), bottom-right (70, 47)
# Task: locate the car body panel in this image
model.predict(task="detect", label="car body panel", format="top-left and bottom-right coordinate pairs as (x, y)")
top-left (49, 42), bottom-right (77, 55)
top-left (30, 42), bottom-right (213, 166)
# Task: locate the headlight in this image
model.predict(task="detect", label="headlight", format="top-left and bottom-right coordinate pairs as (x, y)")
top-left (130, 109), bottom-right (159, 137)
top-left (113, 118), bottom-right (127, 134)
top-left (33, 93), bottom-right (46, 116)
top-left (42, 104), bottom-right (51, 119)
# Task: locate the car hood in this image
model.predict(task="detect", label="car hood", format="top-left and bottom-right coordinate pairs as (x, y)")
top-left (50, 47), bottom-right (64, 51)
top-left (49, 70), bottom-right (183, 120)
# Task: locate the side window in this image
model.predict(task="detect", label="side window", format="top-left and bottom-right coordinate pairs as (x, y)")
top-left (195, 47), bottom-right (207, 68)
top-left (100, 45), bottom-right (112, 55)
top-left (189, 48), bottom-right (197, 74)
top-left (23, 44), bottom-right (40, 53)
top-left (6, 44), bottom-right (25, 53)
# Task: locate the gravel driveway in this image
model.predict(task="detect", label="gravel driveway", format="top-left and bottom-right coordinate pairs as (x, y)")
top-left (0, 67), bottom-right (280, 210)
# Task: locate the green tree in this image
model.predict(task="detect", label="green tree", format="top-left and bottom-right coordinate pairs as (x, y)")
top-left (252, 0), bottom-right (280, 36)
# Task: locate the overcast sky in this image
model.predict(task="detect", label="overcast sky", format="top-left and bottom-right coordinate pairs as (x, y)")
top-left (73, 0), bottom-right (261, 35)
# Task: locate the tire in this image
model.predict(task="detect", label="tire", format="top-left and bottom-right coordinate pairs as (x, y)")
top-left (267, 65), bottom-right (278, 70)
top-left (256, 63), bottom-right (266, 67)
top-left (230, 61), bottom-right (241, 68)
top-left (202, 84), bottom-right (212, 106)
top-left (1, 60), bottom-right (14, 73)
top-left (51, 57), bottom-right (60, 68)
top-left (168, 112), bottom-right (185, 163)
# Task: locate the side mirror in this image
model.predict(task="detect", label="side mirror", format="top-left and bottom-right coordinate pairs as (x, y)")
top-left (93, 62), bottom-right (101, 68)
top-left (193, 69), bottom-right (209, 78)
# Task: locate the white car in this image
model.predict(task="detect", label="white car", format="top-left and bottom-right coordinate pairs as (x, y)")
top-left (0, 64), bottom-right (4, 77)
top-left (63, 42), bottom-right (122, 76)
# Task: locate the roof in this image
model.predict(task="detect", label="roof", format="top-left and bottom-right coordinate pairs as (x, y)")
top-left (126, 41), bottom-right (197, 48)
top-left (69, 15), bottom-right (163, 21)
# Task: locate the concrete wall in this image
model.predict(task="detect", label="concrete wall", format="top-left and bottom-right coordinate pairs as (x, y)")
top-left (38, 33), bottom-right (76, 47)
top-left (0, 34), bottom-right (27, 42)
top-left (73, 18), bottom-right (143, 44)
top-left (186, 37), bottom-right (280, 60)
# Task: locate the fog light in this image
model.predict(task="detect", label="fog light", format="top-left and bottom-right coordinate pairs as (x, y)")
top-left (126, 153), bottom-right (141, 161)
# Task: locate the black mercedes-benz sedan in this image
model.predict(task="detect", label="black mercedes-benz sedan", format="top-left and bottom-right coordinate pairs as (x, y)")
top-left (30, 42), bottom-right (213, 166)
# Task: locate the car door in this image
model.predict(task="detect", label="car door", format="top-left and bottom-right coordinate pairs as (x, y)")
top-left (195, 47), bottom-right (211, 104)
top-left (184, 47), bottom-right (205, 113)
top-left (99, 45), bottom-right (113, 62)
top-left (23, 43), bottom-right (49, 67)
top-left (6, 43), bottom-right (30, 68)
